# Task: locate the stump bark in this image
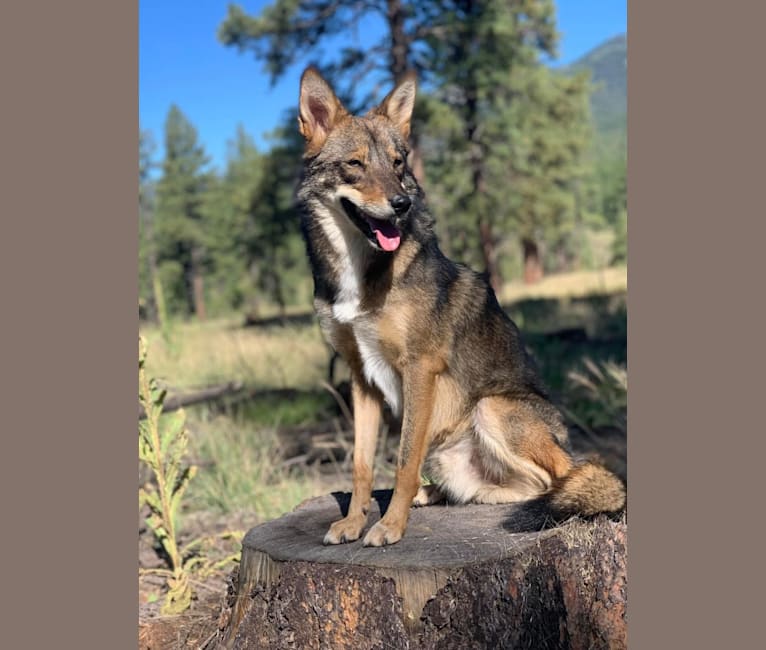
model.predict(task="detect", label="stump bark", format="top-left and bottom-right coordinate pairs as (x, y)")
top-left (218, 491), bottom-right (626, 649)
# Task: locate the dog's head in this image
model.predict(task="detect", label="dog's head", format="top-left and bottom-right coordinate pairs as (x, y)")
top-left (298, 67), bottom-right (419, 253)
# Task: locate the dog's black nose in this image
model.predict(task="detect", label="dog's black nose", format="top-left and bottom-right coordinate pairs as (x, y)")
top-left (390, 194), bottom-right (411, 215)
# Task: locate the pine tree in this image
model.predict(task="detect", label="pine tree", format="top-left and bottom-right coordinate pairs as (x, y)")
top-left (218, 1), bottom-right (455, 183)
top-left (245, 118), bottom-right (308, 316)
top-left (201, 119), bottom-right (309, 318)
top-left (592, 135), bottom-right (627, 264)
top-left (202, 125), bottom-right (265, 314)
top-left (418, 0), bottom-right (591, 288)
top-left (154, 106), bottom-right (213, 319)
top-left (139, 129), bottom-right (170, 327)
top-left (139, 129), bottom-right (155, 318)
top-left (501, 66), bottom-right (593, 282)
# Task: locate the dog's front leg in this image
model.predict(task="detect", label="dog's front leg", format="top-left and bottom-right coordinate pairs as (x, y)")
top-left (323, 377), bottom-right (382, 544)
top-left (363, 358), bottom-right (437, 547)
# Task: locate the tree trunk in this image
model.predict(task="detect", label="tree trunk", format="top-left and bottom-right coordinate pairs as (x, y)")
top-left (150, 272), bottom-right (168, 332)
top-left (408, 133), bottom-right (426, 186)
top-left (190, 248), bottom-right (206, 321)
top-left (479, 218), bottom-right (501, 294)
top-left (523, 238), bottom-right (544, 284)
top-left (217, 492), bottom-right (627, 649)
top-left (386, 0), bottom-right (426, 187)
top-left (139, 206), bottom-right (167, 329)
top-left (465, 61), bottom-right (502, 295)
top-left (386, 0), bottom-right (408, 84)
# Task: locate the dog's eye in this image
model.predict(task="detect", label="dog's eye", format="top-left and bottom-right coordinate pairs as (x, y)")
top-left (346, 159), bottom-right (364, 168)
top-left (393, 158), bottom-right (403, 168)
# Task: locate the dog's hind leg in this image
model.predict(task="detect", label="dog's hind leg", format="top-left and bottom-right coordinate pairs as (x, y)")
top-left (323, 377), bottom-right (382, 544)
top-left (469, 396), bottom-right (574, 505)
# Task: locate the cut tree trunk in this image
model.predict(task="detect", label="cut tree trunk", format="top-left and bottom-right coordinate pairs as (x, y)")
top-left (523, 238), bottom-right (544, 284)
top-left (479, 218), bottom-right (501, 293)
top-left (385, 0), bottom-right (426, 188)
top-left (191, 247), bottom-right (206, 321)
top-left (217, 491), bottom-right (627, 649)
top-left (408, 135), bottom-right (426, 187)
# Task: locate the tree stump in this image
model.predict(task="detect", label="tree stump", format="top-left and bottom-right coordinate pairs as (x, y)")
top-left (218, 490), bottom-right (626, 649)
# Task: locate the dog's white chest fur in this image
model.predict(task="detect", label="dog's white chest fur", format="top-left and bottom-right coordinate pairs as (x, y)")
top-left (314, 200), bottom-right (402, 416)
top-left (353, 319), bottom-right (402, 416)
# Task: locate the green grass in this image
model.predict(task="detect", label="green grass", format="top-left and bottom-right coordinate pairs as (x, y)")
top-left (183, 411), bottom-right (317, 519)
top-left (230, 390), bottom-right (337, 429)
top-left (175, 390), bottom-right (337, 520)
top-left (520, 295), bottom-right (626, 389)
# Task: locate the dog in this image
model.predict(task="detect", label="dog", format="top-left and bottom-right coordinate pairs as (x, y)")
top-left (295, 66), bottom-right (625, 547)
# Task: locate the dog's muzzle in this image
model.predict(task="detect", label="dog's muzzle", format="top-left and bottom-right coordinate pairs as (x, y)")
top-left (340, 198), bottom-right (402, 252)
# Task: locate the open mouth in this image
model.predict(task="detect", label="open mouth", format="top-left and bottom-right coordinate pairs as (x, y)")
top-left (340, 198), bottom-right (401, 252)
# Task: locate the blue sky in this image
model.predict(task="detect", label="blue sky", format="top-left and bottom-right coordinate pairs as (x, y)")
top-left (139, 1), bottom-right (626, 173)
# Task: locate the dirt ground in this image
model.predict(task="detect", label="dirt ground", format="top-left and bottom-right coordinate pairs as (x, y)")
top-left (138, 510), bottom-right (250, 649)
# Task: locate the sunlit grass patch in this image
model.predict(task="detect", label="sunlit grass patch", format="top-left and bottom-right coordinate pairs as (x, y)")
top-left (499, 266), bottom-right (627, 304)
top-left (140, 316), bottom-right (330, 391)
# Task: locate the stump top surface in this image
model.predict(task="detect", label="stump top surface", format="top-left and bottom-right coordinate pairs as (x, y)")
top-left (242, 491), bottom-right (555, 570)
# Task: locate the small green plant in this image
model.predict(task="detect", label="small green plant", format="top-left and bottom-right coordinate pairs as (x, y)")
top-left (139, 337), bottom-right (241, 615)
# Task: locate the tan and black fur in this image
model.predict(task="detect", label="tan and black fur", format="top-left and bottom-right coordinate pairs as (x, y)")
top-left (296, 67), bottom-right (625, 547)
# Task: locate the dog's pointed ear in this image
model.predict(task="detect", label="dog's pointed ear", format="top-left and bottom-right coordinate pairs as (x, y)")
top-left (298, 66), bottom-right (347, 149)
top-left (375, 71), bottom-right (417, 139)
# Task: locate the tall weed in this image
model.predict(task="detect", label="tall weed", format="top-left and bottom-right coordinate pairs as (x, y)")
top-left (139, 338), bottom-right (241, 615)
top-left (566, 357), bottom-right (627, 434)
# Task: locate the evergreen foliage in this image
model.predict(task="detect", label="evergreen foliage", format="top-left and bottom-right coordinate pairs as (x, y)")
top-left (154, 106), bottom-right (213, 318)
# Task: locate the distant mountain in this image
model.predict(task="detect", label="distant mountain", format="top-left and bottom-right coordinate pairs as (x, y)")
top-left (566, 34), bottom-right (627, 137)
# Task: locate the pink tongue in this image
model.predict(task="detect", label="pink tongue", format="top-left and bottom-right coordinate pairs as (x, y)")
top-left (370, 219), bottom-right (401, 252)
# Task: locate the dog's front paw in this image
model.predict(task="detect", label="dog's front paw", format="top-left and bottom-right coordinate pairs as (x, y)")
top-left (323, 515), bottom-right (366, 545)
top-left (362, 520), bottom-right (404, 547)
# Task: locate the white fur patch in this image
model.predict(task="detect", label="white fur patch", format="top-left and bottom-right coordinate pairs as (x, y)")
top-left (431, 437), bottom-right (486, 504)
top-left (309, 197), bottom-right (369, 323)
top-left (353, 319), bottom-right (402, 416)
top-left (318, 186), bottom-right (395, 323)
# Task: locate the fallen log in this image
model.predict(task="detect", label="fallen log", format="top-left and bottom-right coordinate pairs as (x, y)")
top-left (218, 491), bottom-right (627, 649)
top-left (137, 381), bottom-right (243, 419)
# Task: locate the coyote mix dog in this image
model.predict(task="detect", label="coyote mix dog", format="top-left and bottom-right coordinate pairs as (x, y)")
top-left (296, 67), bottom-right (625, 547)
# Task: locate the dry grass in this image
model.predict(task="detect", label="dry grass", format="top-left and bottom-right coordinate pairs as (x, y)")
top-left (140, 316), bottom-right (330, 391)
top-left (498, 266), bottom-right (627, 305)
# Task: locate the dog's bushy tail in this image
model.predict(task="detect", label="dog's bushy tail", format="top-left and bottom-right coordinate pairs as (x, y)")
top-left (547, 461), bottom-right (626, 519)
top-left (504, 461), bottom-right (625, 533)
